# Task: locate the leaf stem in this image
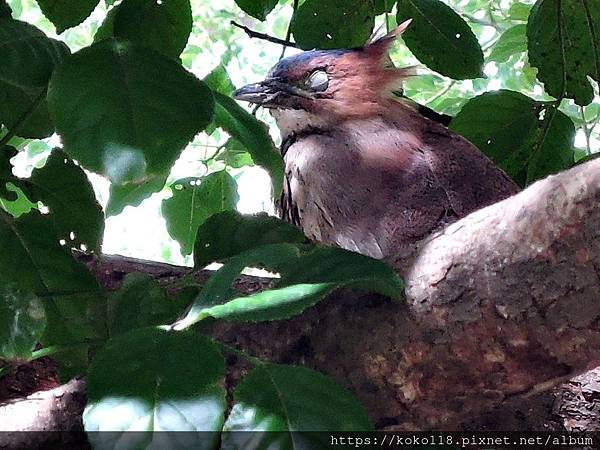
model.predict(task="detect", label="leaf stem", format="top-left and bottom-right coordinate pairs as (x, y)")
top-left (29, 342), bottom-right (91, 362)
top-left (0, 89), bottom-right (46, 149)
top-left (231, 21), bottom-right (298, 49)
top-left (216, 340), bottom-right (264, 366)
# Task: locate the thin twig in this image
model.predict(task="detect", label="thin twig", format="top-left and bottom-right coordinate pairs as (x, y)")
top-left (231, 20), bottom-right (298, 48)
top-left (463, 13), bottom-right (503, 32)
top-left (279, 0), bottom-right (299, 60)
top-left (580, 107), bottom-right (592, 155)
top-left (426, 80), bottom-right (456, 105)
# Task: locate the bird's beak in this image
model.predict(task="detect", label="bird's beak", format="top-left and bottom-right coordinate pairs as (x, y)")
top-left (233, 82), bottom-right (273, 105)
top-left (233, 79), bottom-right (313, 107)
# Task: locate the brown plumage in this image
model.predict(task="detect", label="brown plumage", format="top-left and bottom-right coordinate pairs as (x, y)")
top-left (234, 22), bottom-right (518, 269)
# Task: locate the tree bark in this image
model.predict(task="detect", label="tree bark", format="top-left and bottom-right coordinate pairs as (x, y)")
top-left (2, 159), bottom-right (600, 432)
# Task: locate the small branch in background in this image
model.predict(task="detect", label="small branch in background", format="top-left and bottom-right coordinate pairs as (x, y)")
top-left (231, 20), bottom-right (298, 48)
top-left (425, 80), bottom-right (456, 105)
top-left (580, 107), bottom-right (592, 155)
top-left (279, 0), bottom-right (299, 60)
top-left (463, 13), bottom-right (503, 32)
top-left (384, 0), bottom-right (391, 34)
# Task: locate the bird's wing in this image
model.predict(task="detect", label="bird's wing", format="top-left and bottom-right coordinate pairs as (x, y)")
top-left (420, 122), bottom-right (519, 217)
top-left (278, 128), bottom-right (455, 260)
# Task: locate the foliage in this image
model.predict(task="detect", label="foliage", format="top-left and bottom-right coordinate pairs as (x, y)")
top-left (0, 0), bottom-right (598, 439)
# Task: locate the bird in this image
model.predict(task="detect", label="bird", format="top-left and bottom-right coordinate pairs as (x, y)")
top-left (233, 21), bottom-right (519, 271)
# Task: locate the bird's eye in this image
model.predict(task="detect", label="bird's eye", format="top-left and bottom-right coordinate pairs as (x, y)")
top-left (306, 70), bottom-right (329, 92)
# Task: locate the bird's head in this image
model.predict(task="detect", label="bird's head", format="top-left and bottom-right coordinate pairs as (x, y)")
top-left (233, 20), bottom-right (414, 136)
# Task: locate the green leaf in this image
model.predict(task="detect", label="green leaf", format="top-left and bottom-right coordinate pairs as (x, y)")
top-left (93, 2), bottom-right (117, 42)
top-left (105, 174), bottom-right (167, 217)
top-left (108, 274), bottom-right (177, 337)
top-left (162, 171), bottom-right (239, 256)
top-left (47, 39), bottom-right (214, 185)
top-left (0, 209), bottom-right (103, 375)
top-left (234, 0), bottom-right (278, 21)
top-left (213, 92), bottom-right (283, 195)
top-left (0, 19), bottom-right (70, 138)
top-left (397, 0), bottom-right (484, 79)
top-left (527, 0), bottom-right (600, 106)
top-left (0, 183), bottom-right (37, 217)
top-left (374, 0), bottom-right (395, 14)
top-left (489, 24), bottom-right (527, 63)
top-left (0, 285), bottom-right (45, 360)
top-left (0, 1), bottom-right (10, 18)
top-left (292, 0), bottom-right (375, 50)
top-left (109, 0), bottom-right (192, 59)
top-left (450, 90), bottom-right (575, 187)
top-left (175, 243), bottom-right (402, 328)
top-left (0, 19), bottom-right (70, 88)
top-left (0, 209), bottom-right (98, 296)
top-left (35, 0), bottom-right (101, 33)
top-left (84, 327), bottom-right (225, 440)
top-left (193, 211), bottom-right (305, 268)
top-left (23, 150), bottom-right (104, 252)
top-left (0, 86), bottom-right (55, 139)
top-left (508, 2), bottom-right (532, 21)
top-left (223, 364), bottom-right (372, 441)
top-left (216, 139), bottom-right (254, 169)
top-left (204, 64), bottom-right (236, 96)
top-left (0, 145), bottom-right (19, 201)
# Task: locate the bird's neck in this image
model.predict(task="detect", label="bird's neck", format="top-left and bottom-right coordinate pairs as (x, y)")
top-left (270, 108), bottom-right (331, 142)
top-left (272, 100), bottom-right (424, 146)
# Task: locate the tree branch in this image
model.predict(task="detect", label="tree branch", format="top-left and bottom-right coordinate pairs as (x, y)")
top-left (231, 20), bottom-right (298, 48)
top-left (3, 159), bottom-right (600, 433)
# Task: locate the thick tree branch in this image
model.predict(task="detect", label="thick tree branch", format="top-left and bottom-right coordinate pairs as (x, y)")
top-left (2, 159), bottom-right (600, 432)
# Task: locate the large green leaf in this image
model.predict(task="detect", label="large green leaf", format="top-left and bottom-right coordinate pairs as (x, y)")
top-left (527, 0), bottom-right (600, 106)
top-left (35, 0), bottom-right (100, 33)
top-left (0, 19), bottom-right (70, 88)
top-left (175, 243), bottom-right (403, 328)
top-left (0, 285), bottom-right (45, 360)
top-left (213, 92), bottom-right (283, 195)
top-left (397, 0), bottom-right (484, 79)
top-left (193, 211), bottom-right (305, 268)
top-left (0, 1), bottom-right (11, 18)
top-left (0, 210), bottom-right (98, 296)
top-left (22, 150), bottom-right (104, 253)
top-left (108, 273), bottom-right (178, 337)
top-left (235, 0), bottom-right (278, 21)
top-left (291, 0), bottom-right (375, 50)
top-left (47, 39), bottom-right (214, 185)
top-left (85, 327), bottom-right (225, 446)
top-left (0, 86), bottom-right (55, 139)
top-left (223, 364), bottom-right (372, 444)
top-left (0, 19), bottom-right (70, 138)
top-left (489, 24), bottom-right (527, 63)
top-left (162, 171), bottom-right (239, 256)
top-left (0, 209), bottom-right (103, 375)
top-left (105, 174), bottom-right (167, 217)
top-left (101, 0), bottom-right (192, 59)
top-left (450, 90), bottom-right (575, 186)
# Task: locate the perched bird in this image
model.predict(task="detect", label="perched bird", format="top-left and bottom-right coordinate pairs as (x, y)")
top-left (234, 21), bottom-right (518, 270)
